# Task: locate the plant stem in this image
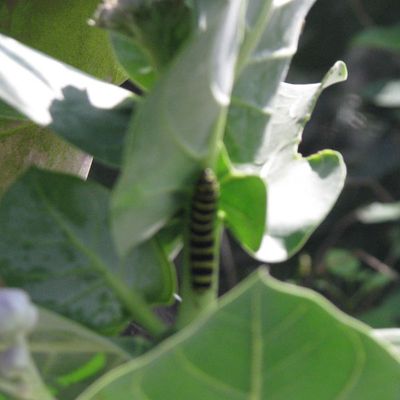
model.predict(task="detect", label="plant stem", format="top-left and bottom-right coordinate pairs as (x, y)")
top-left (106, 273), bottom-right (166, 338)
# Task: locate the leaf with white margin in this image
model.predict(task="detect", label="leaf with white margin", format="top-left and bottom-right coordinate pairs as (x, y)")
top-left (0, 33), bottom-right (135, 166)
top-left (373, 329), bottom-right (400, 358)
top-left (77, 270), bottom-right (400, 400)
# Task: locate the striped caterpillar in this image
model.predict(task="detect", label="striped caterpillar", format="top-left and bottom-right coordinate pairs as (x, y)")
top-left (189, 169), bottom-right (219, 291)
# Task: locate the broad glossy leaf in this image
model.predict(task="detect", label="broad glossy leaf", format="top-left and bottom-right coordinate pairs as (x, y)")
top-left (78, 270), bottom-right (400, 400)
top-left (250, 63), bottom-right (347, 262)
top-left (220, 174), bottom-right (267, 252)
top-left (352, 24), bottom-right (400, 53)
top-left (222, 0), bottom-right (347, 262)
top-left (226, 0), bottom-right (315, 163)
top-left (0, 168), bottom-right (175, 333)
top-left (0, 34), bottom-right (135, 166)
top-left (111, 0), bottom-right (245, 255)
top-left (29, 308), bottom-right (140, 400)
top-left (258, 151), bottom-right (345, 262)
top-left (216, 147), bottom-right (267, 252)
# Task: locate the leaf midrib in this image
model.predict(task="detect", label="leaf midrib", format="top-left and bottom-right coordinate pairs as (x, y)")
top-left (249, 287), bottom-right (263, 400)
top-left (33, 180), bottom-right (128, 306)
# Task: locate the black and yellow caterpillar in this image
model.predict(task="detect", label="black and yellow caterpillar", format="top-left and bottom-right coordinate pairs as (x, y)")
top-left (189, 168), bottom-right (219, 291)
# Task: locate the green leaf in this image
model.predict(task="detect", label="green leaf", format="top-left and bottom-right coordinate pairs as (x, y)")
top-left (96, 0), bottom-right (193, 77)
top-left (77, 270), bottom-right (400, 400)
top-left (359, 290), bottom-right (400, 328)
top-left (352, 24), bottom-right (400, 53)
top-left (0, 100), bottom-right (26, 121)
top-left (216, 146), bottom-right (267, 252)
top-left (355, 274), bottom-right (393, 301)
top-left (0, 0), bottom-right (124, 82)
top-left (258, 150), bottom-right (345, 262)
top-left (0, 125), bottom-right (92, 198)
top-left (0, 33), bottom-right (135, 166)
top-left (356, 202), bottom-right (400, 224)
top-left (226, 0), bottom-right (316, 163)
top-left (247, 63), bottom-right (347, 262)
top-left (110, 32), bottom-right (157, 91)
top-left (0, 168), bottom-right (175, 333)
top-left (373, 329), bottom-right (400, 357)
top-left (29, 308), bottom-right (139, 400)
top-left (111, 0), bottom-right (245, 255)
top-left (220, 174), bottom-right (267, 252)
top-left (222, 0), bottom-right (347, 262)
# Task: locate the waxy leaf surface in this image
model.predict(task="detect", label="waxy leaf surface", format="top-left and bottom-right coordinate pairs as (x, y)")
top-left (0, 169), bottom-right (175, 332)
top-left (112, 0), bottom-right (245, 255)
top-left (0, 34), bottom-right (135, 166)
top-left (78, 270), bottom-right (400, 400)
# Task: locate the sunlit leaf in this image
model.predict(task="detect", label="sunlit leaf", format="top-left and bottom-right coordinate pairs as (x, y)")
top-left (220, 0), bottom-right (347, 262)
top-left (111, 0), bottom-right (245, 255)
top-left (254, 63), bottom-right (347, 262)
top-left (77, 270), bottom-right (400, 400)
top-left (226, 0), bottom-right (315, 163)
top-left (0, 33), bottom-right (135, 166)
top-left (0, 0), bottom-right (124, 82)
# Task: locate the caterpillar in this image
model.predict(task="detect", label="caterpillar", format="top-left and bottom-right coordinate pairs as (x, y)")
top-left (189, 168), bottom-right (219, 291)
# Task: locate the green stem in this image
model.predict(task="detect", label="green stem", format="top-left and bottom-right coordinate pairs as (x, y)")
top-left (207, 107), bottom-right (228, 168)
top-left (106, 272), bottom-right (166, 338)
top-left (176, 218), bottom-right (223, 329)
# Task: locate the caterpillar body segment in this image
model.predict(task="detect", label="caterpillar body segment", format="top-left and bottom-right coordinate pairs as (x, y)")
top-left (189, 169), bottom-right (219, 291)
